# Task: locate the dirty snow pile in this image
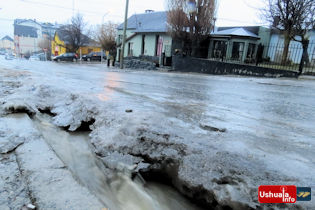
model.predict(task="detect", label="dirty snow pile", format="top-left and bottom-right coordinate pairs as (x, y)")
top-left (0, 67), bottom-right (314, 210)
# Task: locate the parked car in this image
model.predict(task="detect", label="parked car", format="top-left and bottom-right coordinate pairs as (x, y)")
top-left (82, 51), bottom-right (106, 61)
top-left (29, 55), bottom-right (40, 61)
top-left (5, 54), bottom-right (15, 60)
top-left (53, 53), bottom-right (78, 62)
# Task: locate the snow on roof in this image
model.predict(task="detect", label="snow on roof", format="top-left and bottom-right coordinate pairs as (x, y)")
top-left (118, 11), bottom-right (167, 33)
top-left (211, 27), bottom-right (259, 38)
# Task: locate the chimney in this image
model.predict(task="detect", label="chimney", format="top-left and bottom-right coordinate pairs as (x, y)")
top-left (145, 10), bottom-right (154, 13)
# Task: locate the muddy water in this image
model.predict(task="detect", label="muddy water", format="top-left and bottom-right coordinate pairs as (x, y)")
top-left (33, 114), bottom-right (202, 210)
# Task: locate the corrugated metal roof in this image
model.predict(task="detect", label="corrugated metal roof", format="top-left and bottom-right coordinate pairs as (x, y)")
top-left (118, 11), bottom-right (168, 33)
top-left (211, 27), bottom-right (259, 38)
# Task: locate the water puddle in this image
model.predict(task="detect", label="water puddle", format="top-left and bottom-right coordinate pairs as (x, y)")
top-left (33, 113), bottom-right (202, 210)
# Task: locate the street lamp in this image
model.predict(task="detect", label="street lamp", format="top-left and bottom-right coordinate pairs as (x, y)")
top-left (187, 0), bottom-right (196, 55)
top-left (101, 12), bottom-right (109, 64)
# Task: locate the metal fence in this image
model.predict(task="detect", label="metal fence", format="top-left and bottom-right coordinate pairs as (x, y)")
top-left (208, 41), bottom-right (315, 74)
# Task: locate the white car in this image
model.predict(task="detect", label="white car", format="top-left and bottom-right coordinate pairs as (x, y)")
top-left (5, 54), bottom-right (15, 60)
top-left (29, 55), bottom-right (40, 61)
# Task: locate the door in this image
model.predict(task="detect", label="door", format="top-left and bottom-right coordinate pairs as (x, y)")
top-left (141, 35), bottom-right (145, 55)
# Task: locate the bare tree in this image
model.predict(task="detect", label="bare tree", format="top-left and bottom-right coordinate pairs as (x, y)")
top-left (38, 37), bottom-right (51, 57)
top-left (264, 0), bottom-right (315, 65)
top-left (97, 21), bottom-right (117, 52)
top-left (167, 0), bottom-right (216, 57)
top-left (291, 1), bottom-right (315, 74)
top-left (57, 13), bottom-right (90, 53)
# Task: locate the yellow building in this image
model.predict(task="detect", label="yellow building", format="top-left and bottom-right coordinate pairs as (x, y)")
top-left (51, 30), bottom-right (101, 56)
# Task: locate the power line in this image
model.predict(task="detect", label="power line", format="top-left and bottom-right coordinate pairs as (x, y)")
top-left (20, 0), bottom-right (106, 16)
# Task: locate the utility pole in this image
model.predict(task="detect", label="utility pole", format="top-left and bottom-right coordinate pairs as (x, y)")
top-left (120, 0), bottom-right (129, 69)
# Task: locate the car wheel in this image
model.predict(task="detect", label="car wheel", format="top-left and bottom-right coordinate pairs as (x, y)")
top-left (57, 58), bottom-right (61, 62)
top-left (87, 58), bottom-right (91, 62)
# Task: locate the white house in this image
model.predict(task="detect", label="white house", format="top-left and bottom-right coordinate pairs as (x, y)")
top-left (14, 19), bottom-right (57, 56)
top-left (0, 36), bottom-right (14, 51)
top-left (116, 10), bottom-right (172, 64)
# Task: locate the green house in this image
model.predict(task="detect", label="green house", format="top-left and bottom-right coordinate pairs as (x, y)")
top-left (116, 11), bottom-right (172, 63)
top-left (208, 26), bottom-right (271, 62)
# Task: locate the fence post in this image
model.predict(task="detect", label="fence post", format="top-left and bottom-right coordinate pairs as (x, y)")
top-left (298, 39), bottom-right (310, 76)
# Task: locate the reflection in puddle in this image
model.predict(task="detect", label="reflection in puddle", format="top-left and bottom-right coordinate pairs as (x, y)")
top-left (97, 73), bottom-right (121, 101)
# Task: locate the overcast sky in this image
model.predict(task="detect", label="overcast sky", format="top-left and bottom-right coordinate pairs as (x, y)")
top-left (0, 0), bottom-right (267, 38)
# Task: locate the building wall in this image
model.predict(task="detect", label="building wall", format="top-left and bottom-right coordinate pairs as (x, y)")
top-left (116, 29), bottom-right (135, 45)
top-left (258, 27), bottom-right (271, 46)
top-left (51, 33), bottom-right (101, 56)
top-left (116, 30), bottom-right (172, 61)
top-left (78, 46), bottom-right (101, 55)
top-left (143, 34), bottom-right (156, 56)
top-left (14, 36), bottom-right (41, 54)
top-left (51, 33), bottom-right (66, 56)
top-left (0, 39), bottom-right (14, 50)
top-left (127, 35), bottom-right (142, 57)
top-left (17, 20), bottom-right (42, 38)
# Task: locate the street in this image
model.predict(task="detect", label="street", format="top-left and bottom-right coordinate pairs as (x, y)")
top-left (0, 58), bottom-right (315, 210)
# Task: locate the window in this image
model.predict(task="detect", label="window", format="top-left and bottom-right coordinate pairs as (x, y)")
top-left (232, 42), bottom-right (245, 61)
top-left (141, 35), bottom-right (145, 55)
top-left (246, 43), bottom-right (256, 59)
top-left (128, 42), bottom-right (133, 56)
top-left (155, 35), bottom-right (160, 56)
top-left (212, 40), bottom-right (227, 59)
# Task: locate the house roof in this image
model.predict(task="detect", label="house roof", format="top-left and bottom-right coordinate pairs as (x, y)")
top-left (217, 26), bottom-right (261, 36)
top-left (118, 11), bottom-right (168, 33)
top-left (1, 35), bottom-right (13, 42)
top-left (14, 19), bottom-right (57, 30)
top-left (14, 25), bottom-right (38, 38)
top-left (14, 19), bottom-right (42, 26)
top-left (211, 27), bottom-right (260, 39)
top-left (55, 28), bottom-right (100, 47)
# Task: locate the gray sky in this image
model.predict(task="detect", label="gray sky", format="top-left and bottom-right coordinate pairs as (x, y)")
top-left (0, 0), bottom-right (267, 39)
